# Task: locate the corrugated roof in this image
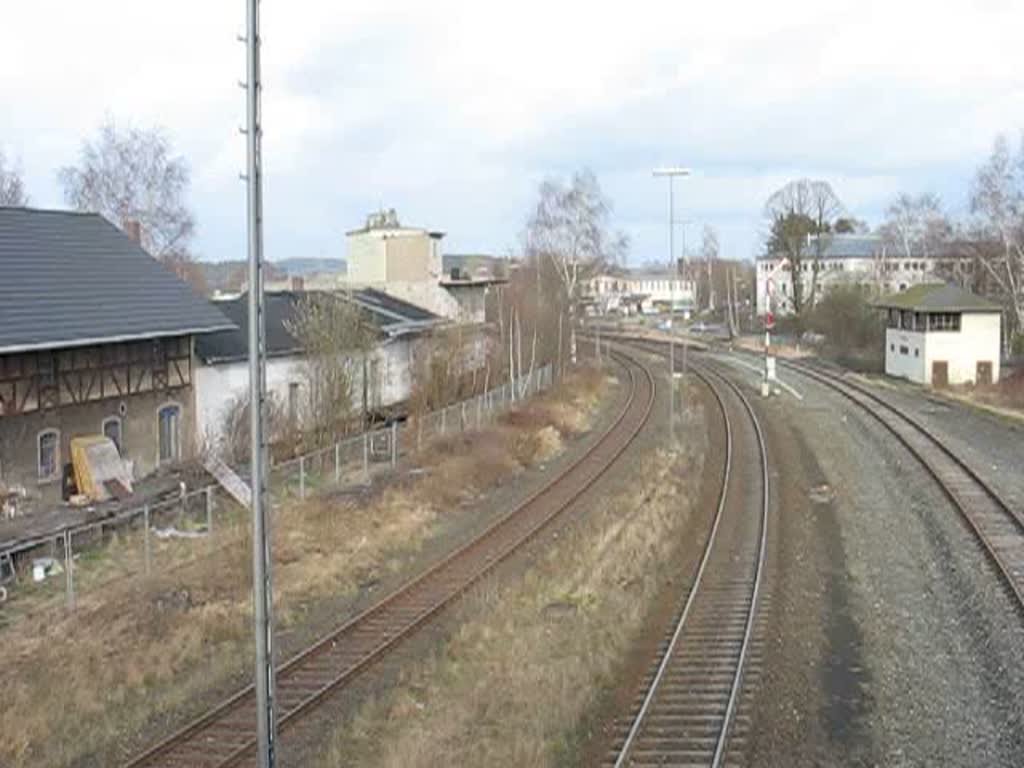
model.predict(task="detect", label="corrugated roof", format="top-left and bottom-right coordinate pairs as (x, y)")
top-left (196, 289), bottom-right (442, 364)
top-left (873, 283), bottom-right (1001, 312)
top-left (0, 207), bottom-right (234, 353)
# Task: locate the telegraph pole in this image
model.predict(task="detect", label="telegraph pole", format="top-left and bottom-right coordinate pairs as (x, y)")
top-left (653, 168), bottom-right (691, 441)
top-left (244, 0), bottom-right (276, 764)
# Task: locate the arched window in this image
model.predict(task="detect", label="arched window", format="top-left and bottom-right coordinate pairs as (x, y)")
top-left (158, 404), bottom-right (181, 463)
top-left (38, 429), bottom-right (60, 480)
top-left (102, 416), bottom-right (123, 455)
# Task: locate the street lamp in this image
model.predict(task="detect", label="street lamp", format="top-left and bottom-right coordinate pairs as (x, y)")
top-left (653, 167), bottom-right (691, 441)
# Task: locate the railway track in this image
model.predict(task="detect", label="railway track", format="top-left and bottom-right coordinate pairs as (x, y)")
top-left (606, 353), bottom-right (769, 768)
top-left (779, 359), bottom-right (1024, 611)
top-left (124, 349), bottom-right (656, 768)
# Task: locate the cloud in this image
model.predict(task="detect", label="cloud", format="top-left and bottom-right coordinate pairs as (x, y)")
top-left (2, 0), bottom-right (1024, 264)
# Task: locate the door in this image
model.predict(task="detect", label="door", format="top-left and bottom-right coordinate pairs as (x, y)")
top-left (977, 361), bottom-right (993, 386)
top-left (932, 361), bottom-right (949, 387)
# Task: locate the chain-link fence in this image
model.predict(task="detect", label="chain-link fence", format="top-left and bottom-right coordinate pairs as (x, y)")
top-left (0, 364), bottom-right (553, 621)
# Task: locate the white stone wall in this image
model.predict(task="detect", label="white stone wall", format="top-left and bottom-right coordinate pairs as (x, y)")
top-left (194, 355), bottom-right (305, 448)
top-left (923, 312), bottom-right (1001, 385)
top-left (195, 339), bottom-right (422, 450)
top-left (884, 328), bottom-right (927, 383)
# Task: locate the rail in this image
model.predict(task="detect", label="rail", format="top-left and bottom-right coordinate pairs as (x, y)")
top-left (780, 358), bottom-right (1024, 611)
top-left (123, 350), bottom-right (654, 767)
top-left (610, 346), bottom-right (769, 767)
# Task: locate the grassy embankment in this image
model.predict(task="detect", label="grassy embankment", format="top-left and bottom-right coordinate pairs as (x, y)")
top-left (319, 397), bottom-right (707, 767)
top-left (0, 367), bottom-right (609, 768)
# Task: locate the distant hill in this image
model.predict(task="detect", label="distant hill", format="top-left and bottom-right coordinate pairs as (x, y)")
top-left (200, 257), bottom-right (346, 293)
top-left (276, 258), bottom-right (347, 276)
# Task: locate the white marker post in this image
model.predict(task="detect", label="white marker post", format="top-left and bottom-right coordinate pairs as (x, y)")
top-left (763, 278), bottom-right (775, 398)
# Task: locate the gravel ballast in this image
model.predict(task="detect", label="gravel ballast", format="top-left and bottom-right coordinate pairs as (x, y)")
top-left (715, 354), bottom-right (1024, 767)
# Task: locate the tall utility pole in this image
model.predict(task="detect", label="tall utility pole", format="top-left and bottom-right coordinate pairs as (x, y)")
top-left (653, 167), bottom-right (690, 441)
top-left (244, 0), bottom-right (276, 765)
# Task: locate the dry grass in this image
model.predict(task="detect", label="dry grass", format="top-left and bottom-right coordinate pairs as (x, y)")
top-left (945, 368), bottom-right (1024, 416)
top-left (320, 401), bottom-right (708, 768)
top-left (0, 368), bottom-right (609, 768)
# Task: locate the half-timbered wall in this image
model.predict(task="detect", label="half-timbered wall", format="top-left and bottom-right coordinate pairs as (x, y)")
top-left (0, 336), bottom-right (191, 417)
top-left (0, 335), bottom-right (197, 508)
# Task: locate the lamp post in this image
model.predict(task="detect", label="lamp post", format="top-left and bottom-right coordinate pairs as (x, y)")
top-left (653, 167), bottom-right (691, 441)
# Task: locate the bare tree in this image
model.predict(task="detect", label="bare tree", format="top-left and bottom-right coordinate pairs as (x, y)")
top-left (0, 148), bottom-right (29, 207)
top-left (58, 119), bottom-right (205, 290)
top-left (764, 179), bottom-right (844, 314)
top-left (285, 292), bottom-right (377, 446)
top-left (880, 192), bottom-right (952, 261)
top-left (525, 169), bottom-right (628, 364)
top-left (700, 224), bottom-right (720, 311)
top-left (969, 133), bottom-right (1024, 340)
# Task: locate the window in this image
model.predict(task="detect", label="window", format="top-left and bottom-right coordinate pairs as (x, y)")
top-left (928, 312), bottom-right (961, 332)
top-left (158, 404), bottom-right (181, 463)
top-left (899, 345), bottom-right (910, 355)
top-left (38, 429), bottom-right (59, 480)
top-left (102, 417), bottom-right (123, 455)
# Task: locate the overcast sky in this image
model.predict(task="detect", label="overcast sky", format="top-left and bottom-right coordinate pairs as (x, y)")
top-left (3, 0), bottom-right (1023, 266)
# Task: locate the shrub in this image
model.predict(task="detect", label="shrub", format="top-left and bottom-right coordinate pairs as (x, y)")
top-left (808, 284), bottom-right (885, 361)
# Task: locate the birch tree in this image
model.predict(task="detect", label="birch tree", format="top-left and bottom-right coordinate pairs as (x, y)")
top-left (701, 224), bottom-right (720, 312)
top-left (0, 149), bottom-right (29, 206)
top-left (969, 133), bottom-right (1024, 340)
top-left (59, 119), bottom-right (205, 292)
top-left (880, 192), bottom-right (952, 260)
top-left (525, 169), bottom-right (628, 364)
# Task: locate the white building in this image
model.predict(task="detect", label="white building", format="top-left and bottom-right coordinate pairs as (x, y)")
top-left (585, 270), bottom-right (696, 315)
top-left (194, 290), bottom-right (444, 450)
top-left (344, 209), bottom-right (502, 324)
top-left (877, 284), bottom-right (1001, 386)
top-left (756, 235), bottom-right (971, 316)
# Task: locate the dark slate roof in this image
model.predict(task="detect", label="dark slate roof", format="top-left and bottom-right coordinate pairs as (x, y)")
top-left (196, 292), bottom-right (305, 363)
top-left (873, 283), bottom-right (1002, 312)
top-left (0, 207), bottom-right (234, 354)
top-left (196, 289), bottom-right (442, 364)
top-left (351, 287), bottom-right (439, 324)
top-left (759, 234), bottom-right (883, 261)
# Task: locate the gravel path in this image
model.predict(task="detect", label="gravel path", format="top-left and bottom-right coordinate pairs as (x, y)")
top-left (715, 356), bottom-right (1024, 767)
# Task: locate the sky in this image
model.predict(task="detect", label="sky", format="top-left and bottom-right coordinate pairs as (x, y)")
top-left (2, 0), bottom-right (1023, 266)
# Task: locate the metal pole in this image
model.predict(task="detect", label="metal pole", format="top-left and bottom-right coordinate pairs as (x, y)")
top-left (363, 431), bottom-right (369, 482)
top-left (205, 487), bottom-right (213, 537)
top-left (668, 176), bottom-right (675, 442)
top-left (299, 456), bottom-right (306, 500)
top-left (143, 504), bottom-right (151, 574)
top-left (390, 421), bottom-right (398, 467)
top-left (334, 443), bottom-right (341, 484)
top-left (245, 0), bottom-right (275, 761)
top-left (64, 530), bottom-right (74, 610)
